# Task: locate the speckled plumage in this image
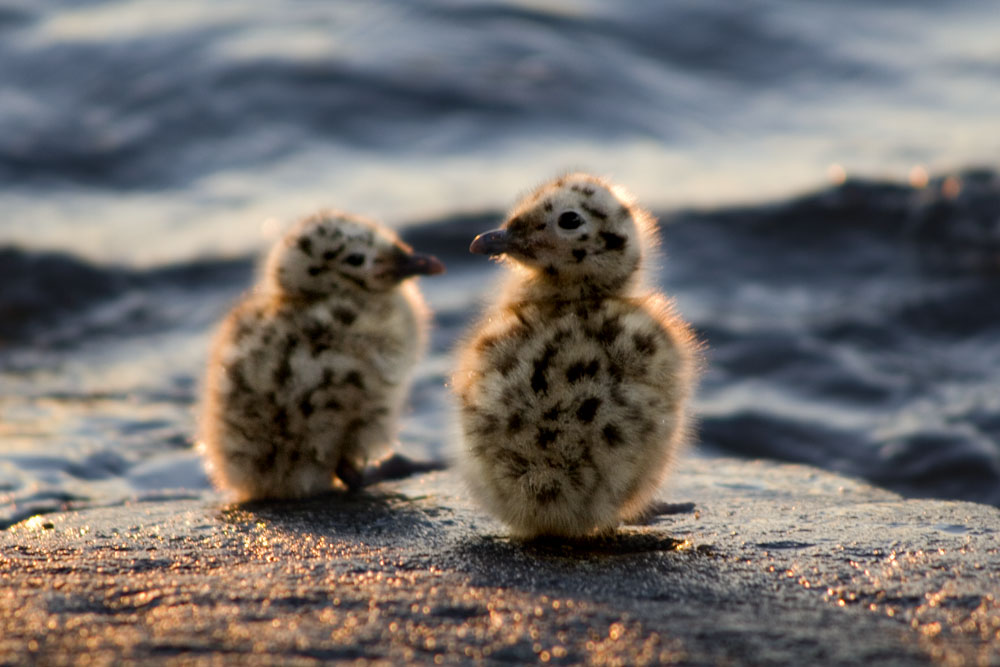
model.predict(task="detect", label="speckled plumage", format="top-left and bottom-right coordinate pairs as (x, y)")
top-left (199, 211), bottom-right (444, 501)
top-left (453, 174), bottom-right (700, 538)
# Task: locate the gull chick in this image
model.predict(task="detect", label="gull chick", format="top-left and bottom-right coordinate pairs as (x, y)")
top-left (199, 211), bottom-right (444, 501)
top-left (453, 173), bottom-right (699, 537)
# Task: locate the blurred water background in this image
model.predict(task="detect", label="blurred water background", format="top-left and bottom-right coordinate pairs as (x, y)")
top-left (2, 0), bottom-right (999, 527)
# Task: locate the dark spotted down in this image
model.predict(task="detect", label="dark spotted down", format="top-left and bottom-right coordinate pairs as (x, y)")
top-left (599, 231), bottom-right (626, 251)
top-left (456, 289), bottom-right (697, 538)
top-left (204, 300), bottom-right (404, 499)
top-left (199, 211), bottom-right (435, 501)
top-left (455, 173), bottom-right (700, 538)
top-left (581, 203), bottom-right (607, 220)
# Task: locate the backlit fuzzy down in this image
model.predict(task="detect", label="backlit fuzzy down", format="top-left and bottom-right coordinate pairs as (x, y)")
top-left (454, 174), bottom-right (700, 537)
top-left (199, 211), bottom-right (443, 501)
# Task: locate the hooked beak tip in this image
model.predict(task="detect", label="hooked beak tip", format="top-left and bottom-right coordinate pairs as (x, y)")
top-left (470, 229), bottom-right (510, 256)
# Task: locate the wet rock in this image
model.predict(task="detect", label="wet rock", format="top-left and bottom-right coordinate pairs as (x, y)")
top-left (2, 456), bottom-right (998, 665)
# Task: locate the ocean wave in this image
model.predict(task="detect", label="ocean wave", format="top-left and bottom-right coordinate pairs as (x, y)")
top-left (0, 247), bottom-right (253, 348)
top-left (0, 1), bottom-right (934, 188)
top-left (669, 170), bottom-right (1000, 505)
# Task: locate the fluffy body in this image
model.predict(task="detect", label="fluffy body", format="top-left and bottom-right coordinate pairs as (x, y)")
top-left (199, 211), bottom-right (442, 501)
top-left (454, 174), bottom-right (700, 538)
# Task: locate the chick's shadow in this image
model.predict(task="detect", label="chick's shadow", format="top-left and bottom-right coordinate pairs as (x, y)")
top-left (445, 501), bottom-right (715, 595)
top-left (217, 454), bottom-right (448, 542)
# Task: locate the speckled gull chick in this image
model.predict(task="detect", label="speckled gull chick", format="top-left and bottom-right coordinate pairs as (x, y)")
top-left (199, 211), bottom-right (445, 501)
top-left (453, 173), bottom-right (700, 538)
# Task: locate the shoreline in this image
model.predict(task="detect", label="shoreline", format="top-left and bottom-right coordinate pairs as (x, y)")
top-left (3, 455), bottom-right (998, 665)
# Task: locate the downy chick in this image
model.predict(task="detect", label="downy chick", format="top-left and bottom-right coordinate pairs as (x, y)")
top-left (200, 211), bottom-right (444, 501)
top-left (454, 174), bottom-right (699, 537)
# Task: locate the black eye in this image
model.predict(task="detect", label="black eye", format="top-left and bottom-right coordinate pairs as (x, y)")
top-left (557, 211), bottom-right (584, 230)
top-left (344, 253), bottom-right (365, 267)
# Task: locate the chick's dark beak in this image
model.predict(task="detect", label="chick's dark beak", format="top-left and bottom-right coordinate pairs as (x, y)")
top-left (469, 229), bottom-right (510, 256)
top-left (393, 250), bottom-right (446, 279)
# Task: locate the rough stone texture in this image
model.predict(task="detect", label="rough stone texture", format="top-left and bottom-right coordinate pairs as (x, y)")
top-left (2, 456), bottom-right (998, 666)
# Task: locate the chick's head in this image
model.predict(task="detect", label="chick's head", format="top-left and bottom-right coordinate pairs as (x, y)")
top-left (267, 211), bottom-right (444, 298)
top-left (471, 174), bottom-right (653, 295)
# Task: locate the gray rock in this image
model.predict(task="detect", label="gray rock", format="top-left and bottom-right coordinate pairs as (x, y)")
top-left (2, 456), bottom-right (998, 665)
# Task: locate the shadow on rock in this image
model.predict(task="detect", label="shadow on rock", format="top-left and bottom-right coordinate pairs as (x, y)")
top-left (218, 488), bottom-right (444, 545)
top-left (445, 528), bottom-right (717, 594)
top-left (516, 531), bottom-right (696, 557)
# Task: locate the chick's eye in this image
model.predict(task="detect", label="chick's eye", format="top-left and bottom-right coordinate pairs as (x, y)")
top-left (557, 211), bottom-right (584, 230)
top-left (344, 253), bottom-right (365, 267)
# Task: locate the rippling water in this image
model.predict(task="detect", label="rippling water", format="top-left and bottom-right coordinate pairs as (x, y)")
top-left (2, 1), bottom-right (999, 526)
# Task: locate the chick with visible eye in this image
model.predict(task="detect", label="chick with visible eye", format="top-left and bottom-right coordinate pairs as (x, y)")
top-left (199, 211), bottom-right (445, 501)
top-left (453, 173), bottom-right (700, 538)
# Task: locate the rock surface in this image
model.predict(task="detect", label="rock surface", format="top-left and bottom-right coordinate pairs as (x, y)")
top-left (2, 455), bottom-right (998, 666)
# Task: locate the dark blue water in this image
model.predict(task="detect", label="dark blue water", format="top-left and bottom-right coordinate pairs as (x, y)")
top-left (2, 1), bottom-right (999, 526)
